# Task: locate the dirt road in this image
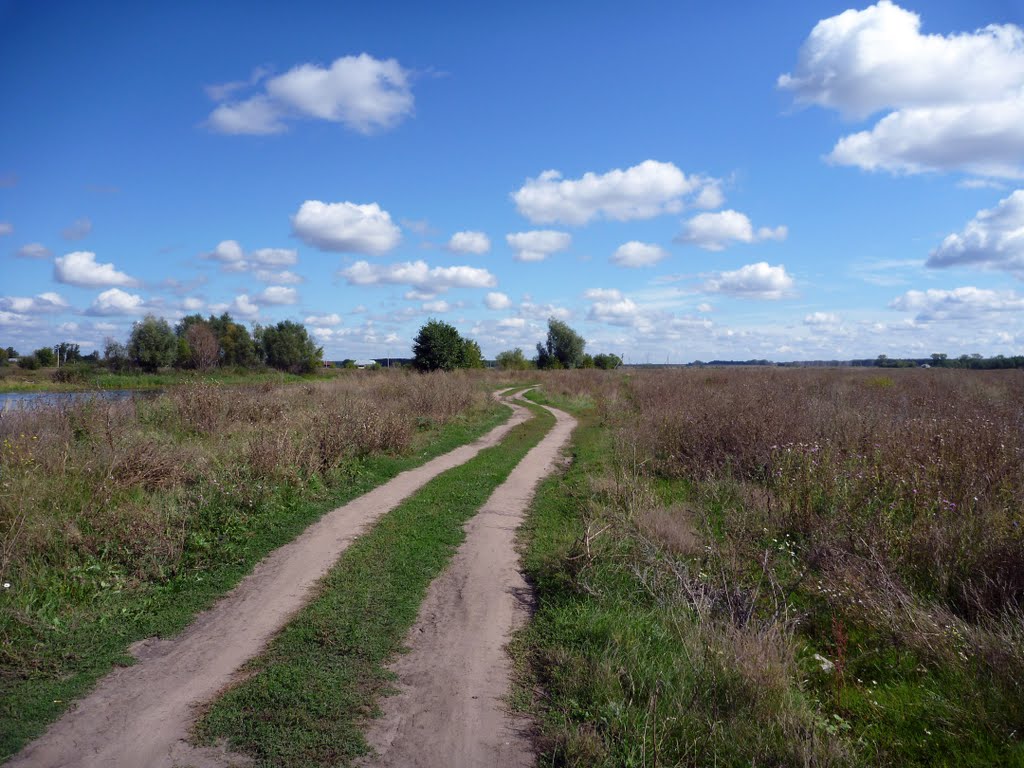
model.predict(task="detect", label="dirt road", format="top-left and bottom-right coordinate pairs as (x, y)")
top-left (8, 393), bottom-right (532, 768)
top-left (361, 396), bottom-right (576, 768)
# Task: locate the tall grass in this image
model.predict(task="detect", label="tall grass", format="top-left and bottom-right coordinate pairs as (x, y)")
top-left (529, 368), bottom-right (1024, 766)
top-left (0, 371), bottom-right (488, 757)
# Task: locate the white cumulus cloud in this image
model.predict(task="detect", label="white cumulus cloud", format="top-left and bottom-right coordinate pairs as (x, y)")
top-left (780, 1), bottom-right (1024, 178)
top-left (588, 297), bottom-right (640, 326)
top-left (292, 200), bottom-right (401, 255)
top-left (447, 230), bottom-right (491, 255)
top-left (206, 239), bottom-right (245, 264)
top-left (204, 240), bottom-right (299, 274)
top-left (305, 313), bottom-right (342, 326)
top-left (704, 262), bottom-right (795, 299)
top-left (87, 288), bottom-right (146, 316)
top-left (676, 210), bottom-right (787, 251)
top-left (890, 286), bottom-right (1024, 321)
top-left (927, 189), bottom-right (1024, 276)
top-left (610, 241), bottom-right (667, 268)
top-left (55, 251), bottom-right (139, 288)
top-left (341, 260), bottom-right (496, 292)
top-left (0, 292), bottom-right (69, 314)
top-left (210, 294), bottom-right (260, 320)
top-left (0, 222), bottom-right (12, 236)
top-left (256, 286), bottom-right (298, 305)
top-left (485, 292), bottom-right (512, 310)
top-left (208, 96), bottom-right (284, 135)
top-left (208, 54), bottom-right (414, 136)
top-left (506, 230), bottom-right (571, 262)
top-left (513, 160), bottom-right (722, 225)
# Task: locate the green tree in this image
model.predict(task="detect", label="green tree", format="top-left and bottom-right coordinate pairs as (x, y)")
top-left (208, 313), bottom-right (259, 367)
top-left (18, 354), bottom-right (41, 370)
top-left (103, 338), bottom-right (132, 372)
top-left (536, 317), bottom-right (586, 369)
top-left (460, 338), bottom-right (485, 369)
top-left (55, 342), bottom-right (81, 364)
top-left (128, 315), bottom-right (177, 372)
top-left (593, 353), bottom-right (622, 370)
top-left (0, 347), bottom-right (7, 366)
top-left (412, 319), bottom-right (465, 372)
top-left (34, 346), bottom-right (56, 366)
top-left (495, 348), bottom-right (530, 371)
top-left (259, 320), bottom-right (322, 373)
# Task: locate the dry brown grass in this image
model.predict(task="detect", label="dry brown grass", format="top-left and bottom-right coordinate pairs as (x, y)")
top-left (537, 366), bottom-right (1024, 764)
top-left (0, 372), bottom-right (484, 596)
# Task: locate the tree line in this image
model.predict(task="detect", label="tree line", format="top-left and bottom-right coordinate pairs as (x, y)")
top-left (1, 313), bottom-right (323, 375)
top-left (3, 313), bottom-right (624, 377)
top-left (410, 317), bottom-right (621, 371)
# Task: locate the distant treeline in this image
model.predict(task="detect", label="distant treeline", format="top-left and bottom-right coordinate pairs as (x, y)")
top-left (686, 354), bottom-right (1024, 369)
top-left (1, 312), bottom-right (324, 377)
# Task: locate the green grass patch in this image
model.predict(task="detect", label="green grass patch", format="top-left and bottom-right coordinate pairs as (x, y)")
top-left (0, 365), bottom-right (332, 394)
top-left (194, 400), bottom-right (556, 766)
top-left (0, 402), bottom-right (510, 761)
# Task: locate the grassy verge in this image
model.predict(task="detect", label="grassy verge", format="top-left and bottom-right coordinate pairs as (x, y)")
top-left (515, 393), bottom-right (846, 767)
top-left (194, 396), bottom-right (555, 767)
top-left (0, 399), bottom-right (508, 760)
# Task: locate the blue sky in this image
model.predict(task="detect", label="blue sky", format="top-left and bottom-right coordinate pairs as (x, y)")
top-left (2, 0), bottom-right (1022, 362)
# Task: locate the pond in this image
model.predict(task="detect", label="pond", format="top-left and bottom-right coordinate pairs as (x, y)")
top-left (0, 389), bottom-right (161, 411)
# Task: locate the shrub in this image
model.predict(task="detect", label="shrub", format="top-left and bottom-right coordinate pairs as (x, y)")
top-left (51, 362), bottom-right (96, 384)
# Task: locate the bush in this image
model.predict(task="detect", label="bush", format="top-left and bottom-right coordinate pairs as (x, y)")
top-left (17, 354), bottom-right (40, 370)
top-left (496, 348), bottom-right (531, 371)
top-left (33, 347), bottom-right (56, 367)
top-left (51, 362), bottom-right (96, 384)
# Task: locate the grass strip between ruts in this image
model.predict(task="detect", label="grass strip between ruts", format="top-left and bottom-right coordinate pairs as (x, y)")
top-left (1, 398), bottom-right (510, 761)
top-left (194, 394), bottom-right (555, 767)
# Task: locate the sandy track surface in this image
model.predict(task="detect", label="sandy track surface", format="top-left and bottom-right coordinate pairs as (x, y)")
top-left (8, 393), bottom-right (531, 768)
top-left (361, 395), bottom-right (576, 768)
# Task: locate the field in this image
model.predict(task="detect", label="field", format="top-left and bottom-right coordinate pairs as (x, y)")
top-left (522, 367), bottom-right (1023, 767)
top-left (0, 371), bottom-right (502, 756)
top-left (2, 367), bottom-right (1022, 766)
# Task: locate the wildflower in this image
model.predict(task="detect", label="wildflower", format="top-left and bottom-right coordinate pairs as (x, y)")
top-left (2, 582), bottom-right (9, 588)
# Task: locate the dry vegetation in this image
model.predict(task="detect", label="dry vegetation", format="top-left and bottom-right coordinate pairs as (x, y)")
top-left (0, 371), bottom-right (490, 755)
top-left (529, 367), bottom-right (1023, 766)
